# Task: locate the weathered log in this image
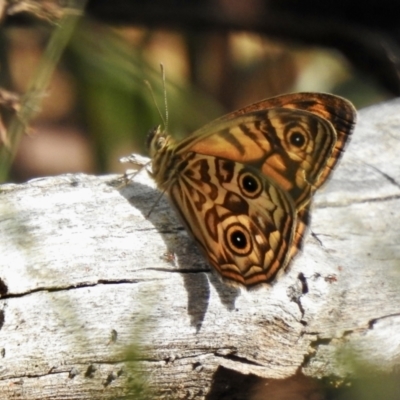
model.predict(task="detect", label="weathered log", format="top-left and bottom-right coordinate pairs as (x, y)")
top-left (0, 98), bottom-right (399, 399)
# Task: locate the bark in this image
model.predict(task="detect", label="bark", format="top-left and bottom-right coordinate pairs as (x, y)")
top-left (0, 98), bottom-right (399, 399)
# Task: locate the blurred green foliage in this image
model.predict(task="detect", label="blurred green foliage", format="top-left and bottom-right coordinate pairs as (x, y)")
top-left (68, 22), bottom-right (225, 171)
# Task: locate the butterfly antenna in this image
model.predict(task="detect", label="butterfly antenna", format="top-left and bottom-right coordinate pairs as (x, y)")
top-left (160, 63), bottom-right (169, 131)
top-left (144, 79), bottom-right (166, 129)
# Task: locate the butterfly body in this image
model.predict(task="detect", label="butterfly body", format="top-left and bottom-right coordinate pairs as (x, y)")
top-left (147, 93), bottom-right (356, 287)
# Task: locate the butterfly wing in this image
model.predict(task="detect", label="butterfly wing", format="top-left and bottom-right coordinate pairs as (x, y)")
top-left (225, 92), bottom-right (357, 189)
top-left (167, 153), bottom-right (297, 287)
top-left (177, 106), bottom-right (339, 210)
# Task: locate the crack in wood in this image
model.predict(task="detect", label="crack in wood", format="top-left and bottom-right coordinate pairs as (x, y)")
top-left (300, 315), bottom-right (397, 372)
top-left (214, 352), bottom-right (265, 367)
top-left (368, 313), bottom-right (400, 329)
top-left (317, 193), bottom-right (400, 208)
top-left (0, 279), bottom-right (142, 299)
top-left (146, 267), bottom-right (209, 274)
top-left (0, 369), bottom-right (70, 381)
top-left (363, 162), bottom-right (400, 189)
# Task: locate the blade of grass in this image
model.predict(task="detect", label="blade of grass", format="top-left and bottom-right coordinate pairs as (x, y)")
top-left (0, 0), bottom-right (88, 182)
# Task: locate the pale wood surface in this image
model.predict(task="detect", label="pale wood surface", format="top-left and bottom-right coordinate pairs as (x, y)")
top-left (0, 98), bottom-right (399, 399)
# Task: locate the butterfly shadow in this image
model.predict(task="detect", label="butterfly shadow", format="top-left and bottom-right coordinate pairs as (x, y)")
top-left (115, 177), bottom-right (240, 331)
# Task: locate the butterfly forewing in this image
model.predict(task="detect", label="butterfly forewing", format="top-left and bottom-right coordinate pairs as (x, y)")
top-left (217, 92), bottom-right (357, 189)
top-left (181, 107), bottom-right (337, 209)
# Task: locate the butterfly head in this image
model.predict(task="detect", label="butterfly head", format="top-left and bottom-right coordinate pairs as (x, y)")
top-left (146, 125), bottom-right (168, 156)
top-left (146, 125), bottom-right (176, 186)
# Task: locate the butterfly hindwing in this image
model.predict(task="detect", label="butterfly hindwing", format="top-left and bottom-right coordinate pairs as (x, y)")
top-left (168, 153), bottom-right (297, 287)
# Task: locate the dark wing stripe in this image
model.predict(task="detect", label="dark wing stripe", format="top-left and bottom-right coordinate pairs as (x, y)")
top-left (220, 128), bottom-right (246, 155)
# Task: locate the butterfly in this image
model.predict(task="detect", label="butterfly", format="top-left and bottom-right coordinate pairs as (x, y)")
top-left (145, 93), bottom-right (356, 288)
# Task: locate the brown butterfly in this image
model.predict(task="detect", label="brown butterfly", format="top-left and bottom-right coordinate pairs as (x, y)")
top-left (146, 93), bottom-right (356, 287)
